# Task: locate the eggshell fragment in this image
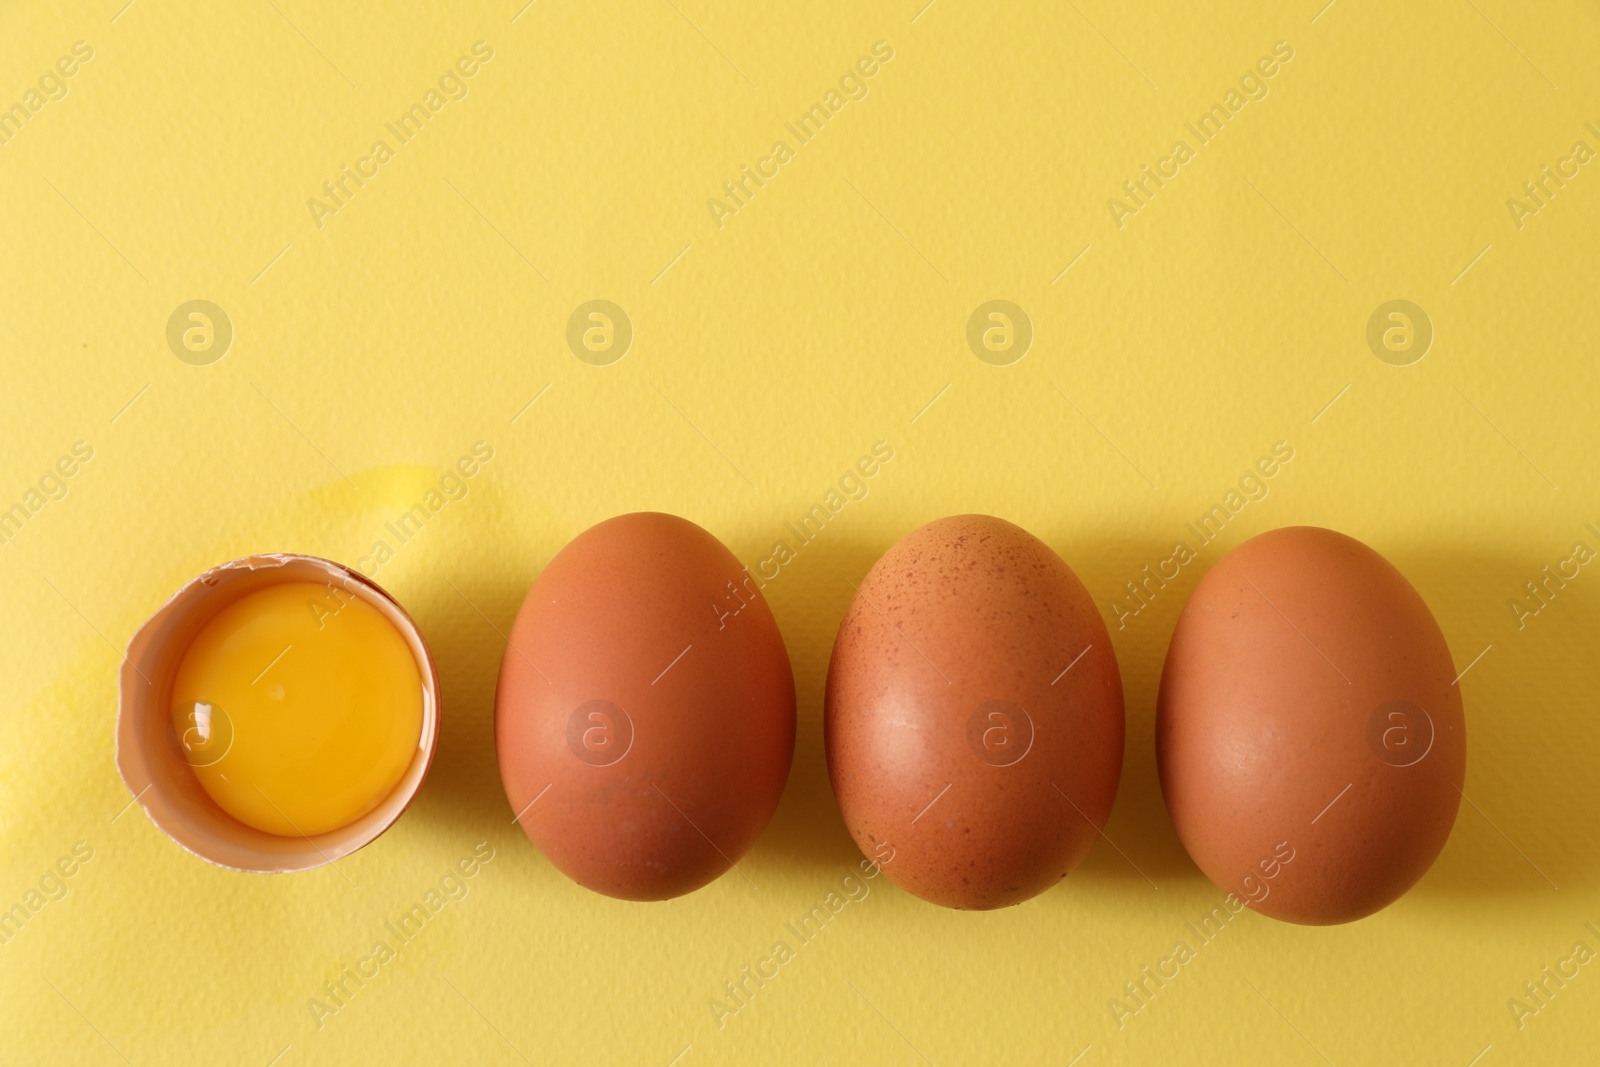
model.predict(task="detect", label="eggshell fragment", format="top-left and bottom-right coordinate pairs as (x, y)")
top-left (1156, 526), bottom-right (1466, 925)
top-left (825, 515), bottom-right (1125, 910)
top-left (495, 513), bottom-right (795, 901)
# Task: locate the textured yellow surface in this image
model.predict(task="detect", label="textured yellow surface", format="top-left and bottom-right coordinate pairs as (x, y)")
top-left (1, 1), bottom-right (1597, 1063)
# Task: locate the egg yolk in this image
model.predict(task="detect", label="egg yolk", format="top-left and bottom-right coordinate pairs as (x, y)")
top-left (170, 581), bottom-right (424, 837)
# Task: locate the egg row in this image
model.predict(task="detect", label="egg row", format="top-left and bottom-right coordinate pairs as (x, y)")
top-left (495, 513), bottom-right (1465, 925)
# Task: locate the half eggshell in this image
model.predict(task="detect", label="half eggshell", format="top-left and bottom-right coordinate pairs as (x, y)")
top-left (115, 554), bottom-right (441, 873)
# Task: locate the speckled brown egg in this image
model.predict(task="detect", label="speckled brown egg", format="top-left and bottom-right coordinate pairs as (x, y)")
top-left (495, 513), bottom-right (795, 901)
top-left (1157, 526), bottom-right (1466, 925)
top-left (824, 515), bottom-right (1125, 910)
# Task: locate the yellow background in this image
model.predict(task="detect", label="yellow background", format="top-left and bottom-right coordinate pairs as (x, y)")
top-left (2, 0), bottom-right (1598, 1063)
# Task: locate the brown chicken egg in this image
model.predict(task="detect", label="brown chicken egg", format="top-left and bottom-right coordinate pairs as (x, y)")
top-left (825, 515), bottom-right (1125, 910)
top-left (1157, 526), bottom-right (1466, 925)
top-left (495, 513), bottom-right (795, 901)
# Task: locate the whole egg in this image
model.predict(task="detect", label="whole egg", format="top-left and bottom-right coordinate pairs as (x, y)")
top-left (1157, 526), bottom-right (1466, 924)
top-left (825, 515), bottom-right (1125, 909)
top-left (495, 513), bottom-right (795, 901)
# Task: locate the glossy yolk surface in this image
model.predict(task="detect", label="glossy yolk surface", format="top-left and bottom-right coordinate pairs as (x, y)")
top-left (170, 581), bottom-right (424, 837)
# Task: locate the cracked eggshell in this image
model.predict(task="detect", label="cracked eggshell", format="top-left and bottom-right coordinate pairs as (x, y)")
top-left (824, 514), bottom-right (1125, 910)
top-left (115, 554), bottom-right (441, 873)
top-left (1156, 526), bottom-right (1466, 925)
